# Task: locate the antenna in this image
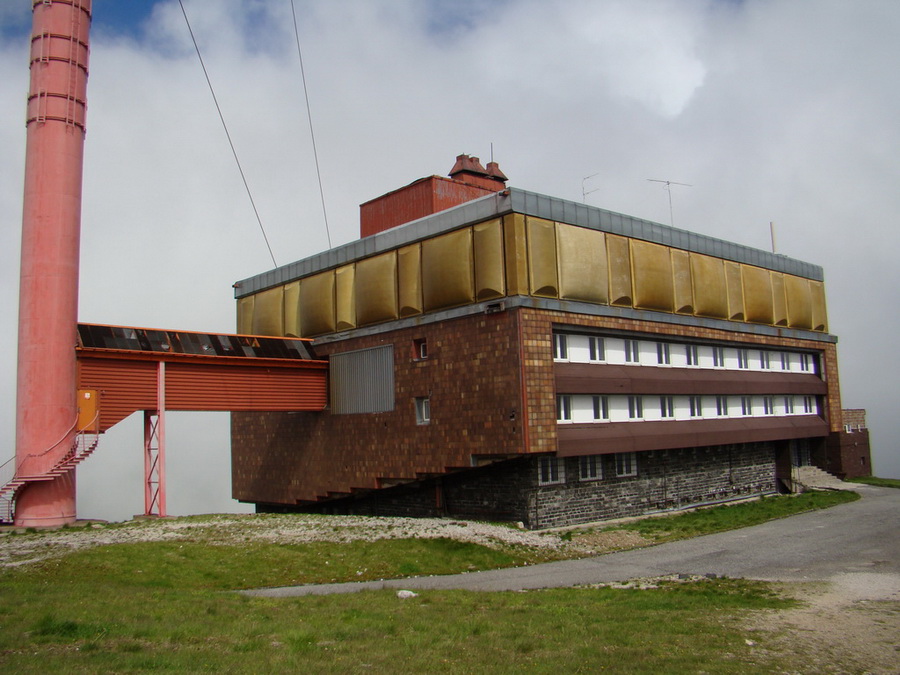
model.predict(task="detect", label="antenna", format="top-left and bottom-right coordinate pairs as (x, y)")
top-left (647, 178), bottom-right (692, 227)
top-left (582, 172), bottom-right (601, 202)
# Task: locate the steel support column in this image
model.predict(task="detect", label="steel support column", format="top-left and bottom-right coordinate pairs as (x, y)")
top-left (143, 362), bottom-right (166, 517)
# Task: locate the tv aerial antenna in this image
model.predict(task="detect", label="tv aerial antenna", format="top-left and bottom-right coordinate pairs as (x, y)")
top-left (647, 179), bottom-right (691, 227)
top-left (582, 172), bottom-right (601, 202)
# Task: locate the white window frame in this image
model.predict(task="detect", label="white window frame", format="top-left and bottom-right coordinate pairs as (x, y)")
top-left (592, 395), bottom-right (609, 421)
top-left (716, 395), bottom-right (729, 417)
top-left (624, 339), bottom-right (640, 363)
top-left (737, 349), bottom-right (750, 369)
top-left (556, 394), bottom-right (573, 422)
top-left (538, 457), bottom-right (565, 485)
top-left (615, 452), bottom-right (638, 477)
top-left (656, 342), bottom-right (671, 365)
top-left (759, 351), bottom-right (771, 370)
top-left (660, 395), bottom-right (675, 418)
top-left (553, 334), bottom-right (568, 361)
top-left (627, 395), bottom-right (644, 420)
top-left (689, 395), bottom-right (703, 418)
top-left (741, 395), bottom-right (753, 416)
top-left (763, 395), bottom-right (775, 415)
top-left (415, 397), bottom-right (431, 425)
top-left (784, 396), bottom-right (795, 414)
top-left (579, 455), bottom-right (603, 481)
top-left (712, 346), bottom-right (725, 368)
top-left (588, 336), bottom-right (605, 363)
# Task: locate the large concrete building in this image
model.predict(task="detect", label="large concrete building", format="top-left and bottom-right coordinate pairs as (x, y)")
top-left (230, 156), bottom-right (868, 529)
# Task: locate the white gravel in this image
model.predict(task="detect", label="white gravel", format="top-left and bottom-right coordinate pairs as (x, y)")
top-left (0, 513), bottom-right (574, 567)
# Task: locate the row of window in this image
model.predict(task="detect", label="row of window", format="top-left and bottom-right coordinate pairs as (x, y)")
top-left (553, 333), bottom-right (816, 373)
top-left (538, 452), bottom-right (637, 485)
top-left (556, 393), bottom-right (818, 423)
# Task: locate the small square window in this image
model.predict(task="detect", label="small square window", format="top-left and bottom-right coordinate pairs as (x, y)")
top-left (615, 452), bottom-right (637, 477)
top-left (415, 397), bottom-right (431, 425)
top-left (412, 338), bottom-right (428, 360)
top-left (538, 457), bottom-right (565, 485)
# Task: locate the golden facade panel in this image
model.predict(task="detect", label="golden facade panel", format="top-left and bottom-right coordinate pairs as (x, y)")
top-left (556, 223), bottom-right (608, 304)
top-left (355, 251), bottom-right (399, 327)
top-left (298, 270), bottom-right (336, 337)
top-left (473, 218), bottom-right (506, 301)
top-left (606, 234), bottom-right (633, 307)
top-left (691, 253), bottom-right (728, 319)
top-left (810, 280), bottom-right (828, 332)
top-left (526, 217), bottom-right (559, 298)
top-left (237, 295), bottom-right (254, 335)
top-left (671, 248), bottom-right (693, 314)
top-left (251, 285), bottom-right (284, 336)
top-left (283, 281), bottom-right (301, 337)
top-left (422, 227), bottom-right (475, 311)
top-left (631, 240), bottom-right (674, 312)
top-left (503, 213), bottom-right (529, 296)
top-left (725, 261), bottom-right (745, 321)
top-left (335, 265), bottom-right (357, 331)
top-left (772, 273), bottom-right (788, 326)
top-left (742, 265), bottom-right (774, 325)
top-left (398, 244), bottom-right (423, 317)
top-left (785, 274), bottom-right (813, 330)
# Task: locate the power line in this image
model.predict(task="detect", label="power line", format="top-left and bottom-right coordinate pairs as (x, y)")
top-left (290, 0), bottom-right (332, 249)
top-left (178, 0), bottom-right (278, 268)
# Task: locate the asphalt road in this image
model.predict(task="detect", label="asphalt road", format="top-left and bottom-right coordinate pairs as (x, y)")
top-left (244, 485), bottom-right (899, 597)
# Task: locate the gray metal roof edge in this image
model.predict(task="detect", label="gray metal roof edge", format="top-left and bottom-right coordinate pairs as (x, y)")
top-left (311, 295), bottom-right (836, 347)
top-left (234, 187), bottom-right (823, 299)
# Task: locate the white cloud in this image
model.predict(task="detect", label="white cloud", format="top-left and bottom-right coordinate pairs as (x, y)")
top-left (2, 0), bottom-right (898, 521)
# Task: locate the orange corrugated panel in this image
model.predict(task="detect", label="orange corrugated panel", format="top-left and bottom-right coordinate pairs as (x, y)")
top-left (77, 358), bottom-right (157, 431)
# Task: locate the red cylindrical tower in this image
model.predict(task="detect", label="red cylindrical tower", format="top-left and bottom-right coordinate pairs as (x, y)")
top-left (14, 0), bottom-right (91, 527)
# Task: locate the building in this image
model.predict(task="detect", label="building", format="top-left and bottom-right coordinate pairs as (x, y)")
top-left (230, 155), bottom-right (867, 529)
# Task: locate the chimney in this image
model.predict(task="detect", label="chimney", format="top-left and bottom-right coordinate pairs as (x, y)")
top-left (359, 153), bottom-right (508, 238)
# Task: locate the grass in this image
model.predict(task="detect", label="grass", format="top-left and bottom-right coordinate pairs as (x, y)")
top-left (0, 490), bottom-right (861, 673)
top-left (599, 489), bottom-right (859, 543)
top-left (847, 475), bottom-right (900, 489)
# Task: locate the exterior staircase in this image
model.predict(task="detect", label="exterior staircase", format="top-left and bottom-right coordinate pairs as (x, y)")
top-left (0, 430), bottom-right (100, 524)
top-left (793, 465), bottom-right (853, 491)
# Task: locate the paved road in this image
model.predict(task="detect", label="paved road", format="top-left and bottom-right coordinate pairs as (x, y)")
top-left (244, 485), bottom-right (900, 597)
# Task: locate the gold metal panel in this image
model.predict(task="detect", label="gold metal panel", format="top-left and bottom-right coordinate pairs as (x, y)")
top-left (631, 240), bottom-right (674, 311)
top-left (606, 234), bottom-right (633, 307)
top-left (474, 218), bottom-right (505, 301)
top-left (236, 295), bottom-right (254, 334)
top-left (335, 265), bottom-right (356, 331)
top-left (356, 252), bottom-right (399, 326)
top-left (422, 228), bottom-right (475, 311)
top-left (725, 261), bottom-right (744, 321)
top-left (671, 248), bottom-right (693, 314)
top-left (398, 244), bottom-right (422, 317)
top-left (556, 223), bottom-right (608, 304)
top-left (784, 274), bottom-right (812, 329)
top-left (742, 265), bottom-right (774, 325)
top-left (251, 286), bottom-right (285, 336)
top-left (810, 280), bottom-right (827, 332)
top-left (690, 253), bottom-right (727, 318)
top-left (526, 217), bottom-right (558, 298)
top-left (771, 273), bottom-right (788, 326)
top-left (298, 270), bottom-right (335, 337)
top-left (283, 281), bottom-right (301, 337)
top-left (503, 213), bottom-right (528, 296)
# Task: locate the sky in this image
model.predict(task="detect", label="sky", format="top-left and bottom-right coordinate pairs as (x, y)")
top-left (1, 0), bottom-right (898, 522)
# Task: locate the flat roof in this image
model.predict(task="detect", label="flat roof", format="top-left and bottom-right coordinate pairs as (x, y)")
top-left (234, 187), bottom-right (824, 298)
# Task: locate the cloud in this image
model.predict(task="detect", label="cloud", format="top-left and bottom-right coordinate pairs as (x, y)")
top-left (2, 0), bottom-right (898, 521)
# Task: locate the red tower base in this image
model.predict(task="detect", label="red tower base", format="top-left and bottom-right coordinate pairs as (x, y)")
top-left (13, 473), bottom-right (77, 528)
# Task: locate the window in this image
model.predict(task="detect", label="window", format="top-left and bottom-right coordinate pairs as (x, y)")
top-left (624, 339), bottom-right (640, 363)
top-left (538, 457), bottom-right (565, 485)
top-left (780, 352), bottom-right (791, 370)
top-left (759, 351), bottom-right (770, 369)
top-left (553, 334), bottom-right (568, 361)
top-left (628, 395), bottom-right (644, 420)
top-left (716, 395), bottom-right (729, 416)
top-left (784, 396), bottom-right (795, 414)
top-left (800, 353), bottom-right (812, 372)
top-left (689, 396), bottom-right (703, 418)
top-left (415, 397), bottom-right (431, 425)
top-left (737, 349), bottom-right (750, 369)
top-left (592, 395), bottom-right (609, 421)
top-left (556, 395), bottom-right (572, 422)
top-left (660, 396), bottom-right (674, 418)
top-left (579, 455), bottom-right (602, 481)
top-left (741, 396), bottom-right (753, 416)
top-left (712, 347), bottom-right (725, 368)
top-left (412, 338), bottom-right (428, 360)
top-left (615, 452), bottom-right (637, 477)
top-left (803, 396), bottom-right (815, 413)
top-left (685, 344), bottom-right (699, 366)
top-left (589, 336), bottom-right (605, 362)
top-left (656, 342), bottom-right (671, 365)
top-left (763, 396), bottom-right (775, 415)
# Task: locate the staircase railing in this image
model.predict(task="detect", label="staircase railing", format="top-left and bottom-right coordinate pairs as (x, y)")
top-left (0, 413), bottom-right (101, 524)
